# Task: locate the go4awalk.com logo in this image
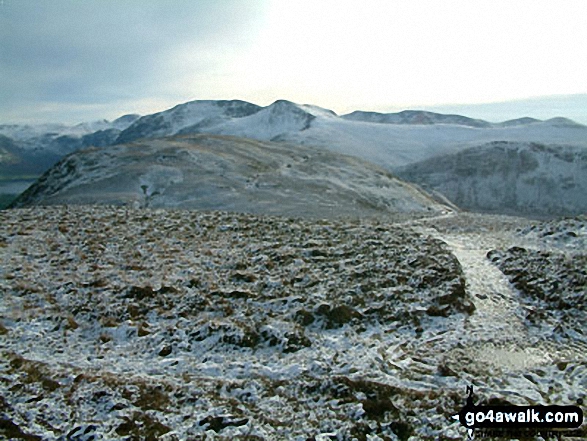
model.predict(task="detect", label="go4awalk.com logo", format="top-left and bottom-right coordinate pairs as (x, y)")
top-left (453, 386), bottom-right (584, 439)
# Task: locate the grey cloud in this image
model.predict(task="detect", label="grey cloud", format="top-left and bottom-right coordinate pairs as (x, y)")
top-left (0, 0), bottom-right (264, 119)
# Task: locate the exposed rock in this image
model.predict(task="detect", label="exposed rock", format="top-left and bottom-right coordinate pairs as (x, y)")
top-left (198, 415), bottom-right (249, 433)
top-left (158, 345), bottom-right (172, 357)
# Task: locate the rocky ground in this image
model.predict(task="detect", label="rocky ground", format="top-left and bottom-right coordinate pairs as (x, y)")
top-left (0, 206), bottom-right (585, 440)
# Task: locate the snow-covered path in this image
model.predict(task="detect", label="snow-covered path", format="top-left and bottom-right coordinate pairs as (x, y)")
top-left (403, 215), bottom-right (587, 412)
top-left (414, 224), bottom-right (552, 372)
top-left (421, 227), bottom-right (525, 339)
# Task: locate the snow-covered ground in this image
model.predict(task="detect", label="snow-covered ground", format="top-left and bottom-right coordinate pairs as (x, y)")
top-left (3, 99), bottom-right (586, 218)
top-left (1, 207), bottom-right (585, 440)
top-left (0, 116), bottom-right (140, 143)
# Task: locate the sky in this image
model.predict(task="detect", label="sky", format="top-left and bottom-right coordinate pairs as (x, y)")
top-left (1, 0), bottom-right (586, 124)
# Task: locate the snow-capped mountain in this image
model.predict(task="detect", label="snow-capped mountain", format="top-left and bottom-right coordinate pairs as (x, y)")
top-left (395, 141), bottom-right (587, 217)
top-left (0, 114), bottom-right (140, 159)
top-left (0, 115), bottom-right (142, 207)
top-left (0, 114), bottom-right (140, 144)
top-left (111, 99), bottom-right (587, 168)
top-left (186, 100), bottom-right (340, 142)
top-left (4, 99), bottom-right (586, 167)
top-left (10, 134), bottom-right (447, 217)
top-left (115, 100), bottom-right (261, 144)
top-left (3, 98), bottom-right (586, 215)
top-left (495, 117), bottom-right (542, 127)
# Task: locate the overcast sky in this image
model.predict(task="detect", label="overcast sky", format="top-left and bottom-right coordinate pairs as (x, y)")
top-left (1, 0), bottom-right (586, 124)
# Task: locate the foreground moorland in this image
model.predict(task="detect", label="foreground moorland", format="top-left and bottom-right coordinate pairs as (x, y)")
top-left (0, 206), bottom-right (585, 440)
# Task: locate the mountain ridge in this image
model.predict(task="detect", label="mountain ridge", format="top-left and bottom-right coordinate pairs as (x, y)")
top-left (341, 109), bottom-right (493, 128)
top-left (3, 98), bottom-right (586, 216)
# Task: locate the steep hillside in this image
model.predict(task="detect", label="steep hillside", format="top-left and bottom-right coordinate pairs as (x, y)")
top-left (395, 141), bottom-right (587, 217)
top-left (10, 134), bottom-right (446, 218)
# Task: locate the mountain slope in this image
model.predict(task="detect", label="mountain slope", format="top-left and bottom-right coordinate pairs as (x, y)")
top-left (5, 100), bottom-right (587, 217)
top-left (189, 100), bottom-right (337, 141)
top-left (115, 100), bottom-right (261, 144)
top-left (0, 115), bottom-right (141, 173)
top-left (395, 141), bottom-right (587, 217)
top-left (11, 134), bottom-right (446, 218)
top-left (152, 100), bottom-right (587, 167)
top-left (4, 100), bottom-right (586, 170)
top-left (341, 109), bottom-right (493, 128)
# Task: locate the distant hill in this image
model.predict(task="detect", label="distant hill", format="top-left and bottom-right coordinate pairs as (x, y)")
top-left (341, 110), bottom-right (493, 128)
top-left (10, 134), bottom-right (447, 218)
top-left (0, 115), bottom-right (141, 176)
top-left (395, 141), bottom-right (587, 217)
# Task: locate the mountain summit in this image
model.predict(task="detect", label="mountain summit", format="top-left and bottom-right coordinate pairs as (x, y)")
top-left (3, 98), bottom-right (586, 216)
top-left (115, 100), bottom-right (262, 144)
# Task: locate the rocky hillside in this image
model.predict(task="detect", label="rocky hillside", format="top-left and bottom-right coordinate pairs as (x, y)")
top-left (395, 141), bottom-right (587, 217)
top-left (1, 207), bottom-right (585, 440)
top-left (10, 134), bottom-right (446, 217)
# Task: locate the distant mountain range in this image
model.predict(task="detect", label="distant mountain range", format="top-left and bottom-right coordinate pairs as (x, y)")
top-left (2, 99), bottom-right (586, 216)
